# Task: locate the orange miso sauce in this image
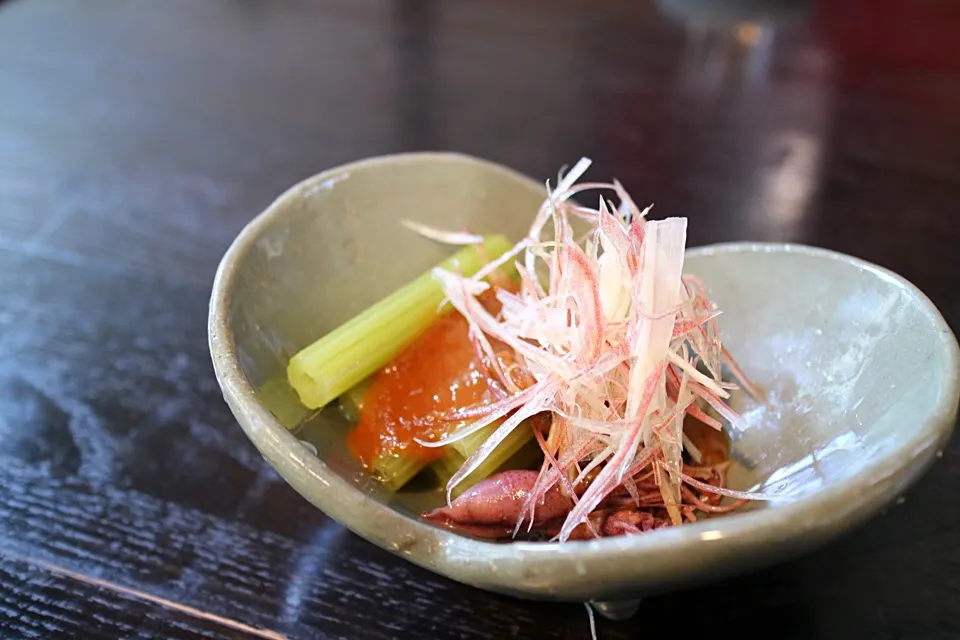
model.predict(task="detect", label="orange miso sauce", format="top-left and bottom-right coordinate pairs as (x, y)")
top-left (347, 289), bottom-right (509, 470)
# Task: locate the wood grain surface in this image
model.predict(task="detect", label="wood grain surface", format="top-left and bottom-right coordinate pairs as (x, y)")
top-left (1, 0), bottom-right (958, 638)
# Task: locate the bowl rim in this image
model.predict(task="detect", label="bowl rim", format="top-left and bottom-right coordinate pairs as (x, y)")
top-left (208, 152), bottom-right (960, 598)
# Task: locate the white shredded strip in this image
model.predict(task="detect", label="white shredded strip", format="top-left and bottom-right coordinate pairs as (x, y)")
top-left (404, 157), bottom-right (767, 541)
top-left (400, 218), bottom-right (485, 245)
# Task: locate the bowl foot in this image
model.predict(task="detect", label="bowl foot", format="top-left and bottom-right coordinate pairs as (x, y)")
top-left (589, 598), bottom-right (642, 621)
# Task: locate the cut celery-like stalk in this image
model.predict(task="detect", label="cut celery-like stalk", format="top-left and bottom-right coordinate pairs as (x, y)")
top-left (372, 452), bottom-right (429, 492)
top-left (429, 449), bottom-right (464, 484)
top-left (432, 419), bottom-right (537, 497)
top-left (287, 235), bottom-right (513, 410)
top-left (450, 419), bottom-right (505, 458)
top-left (256, 376), bottom-right (315, 429)
top-left (337, 376), bottom-right (373, 424)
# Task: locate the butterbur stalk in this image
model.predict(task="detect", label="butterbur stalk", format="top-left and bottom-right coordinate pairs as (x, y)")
top-left (337, 376), bottom-right (373, 424)
top-left (287, 235), bottom-right (512, 409)
top-left (372, 453), bottom-right (428, 492)
top-left (433, 419), bottom-right (537, 498)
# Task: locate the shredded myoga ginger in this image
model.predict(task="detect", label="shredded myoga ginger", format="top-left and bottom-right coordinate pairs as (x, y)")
top-left (410, 158), bottom-right (766, 542)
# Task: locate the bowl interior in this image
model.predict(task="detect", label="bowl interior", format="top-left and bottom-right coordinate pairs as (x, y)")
top-left (223, 153), bottom-right (554, 511)
top-left (215, 153), bottom-right (958, 572)
top-left (689, 244), bottom-right (956, 501)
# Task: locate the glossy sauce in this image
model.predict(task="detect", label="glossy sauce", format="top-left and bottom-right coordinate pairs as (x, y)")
top-left (347, 291), bottom-right (506, 469)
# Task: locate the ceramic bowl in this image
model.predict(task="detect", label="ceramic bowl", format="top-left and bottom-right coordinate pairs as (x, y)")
top-left (208, 152), bottom-right (959, 617)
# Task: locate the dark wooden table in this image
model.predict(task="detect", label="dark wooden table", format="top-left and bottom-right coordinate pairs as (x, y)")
top-left (2, 0), bottom-right (959, 638)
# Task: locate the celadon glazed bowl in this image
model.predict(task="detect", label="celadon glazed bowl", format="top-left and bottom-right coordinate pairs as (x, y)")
top-left (208, 152), bottom-right (959, 618)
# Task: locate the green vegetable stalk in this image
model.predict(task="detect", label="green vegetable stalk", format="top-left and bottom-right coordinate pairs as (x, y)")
top-left (431, 419), bottom-right (537, 498)
top-left (287, 235), bottom-right (512, 410)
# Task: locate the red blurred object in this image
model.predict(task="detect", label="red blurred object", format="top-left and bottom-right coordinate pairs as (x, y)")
top-left (811, 0), bottom-right (960, 103)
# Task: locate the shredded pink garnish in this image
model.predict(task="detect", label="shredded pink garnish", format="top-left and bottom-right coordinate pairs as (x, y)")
top-left (412, 157), bottom-right (769, 541)
top-left (399, 219), bottom-right (485, 245)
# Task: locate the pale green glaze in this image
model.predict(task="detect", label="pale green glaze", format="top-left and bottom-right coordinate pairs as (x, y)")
top-left (208, 152), bottom-right (959, 603)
